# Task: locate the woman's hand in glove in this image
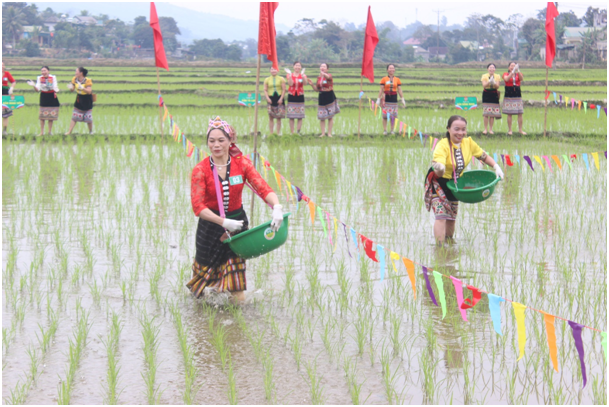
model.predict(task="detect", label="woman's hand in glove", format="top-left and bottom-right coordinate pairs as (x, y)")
top-left (270, 204), bottom-right (283, 232)
top-left (222, 219), bottom-right (244, 232)
top-left (493, 164), bottom-right (504, 180)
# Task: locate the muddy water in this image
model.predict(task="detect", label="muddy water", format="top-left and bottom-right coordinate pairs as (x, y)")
top-left (2, 139), bottom-right (606, 404)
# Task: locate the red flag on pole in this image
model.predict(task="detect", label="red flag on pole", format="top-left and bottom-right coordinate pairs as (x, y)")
top-left (150, 2), bottom-right (169, 71)
top-left (258, 2), bottom-right (279, 70)
top-left (545, 2), bottom-right (559, 68)
top-left (361, 6), bottom-right (379, 83)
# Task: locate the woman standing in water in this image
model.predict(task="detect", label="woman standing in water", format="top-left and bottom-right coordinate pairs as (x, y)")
top-left (187, 117), bottom-right (284, 304)
top-left (480, 63), bottom-right (502, 134)
top-left (376, 64), bottom-right (406, 135)
top-left (263, 66), bottom-right (286, 135)
top-left (424, 115), bottom-right (504, 246)
top-left (285, 61), bottom-right (308, 135)
top-left (308, 63), bottom-right (340, 138)
top-left (28, 66), bottom-right (60, 136)
top-left (502, 62), bottom-right (526, 135)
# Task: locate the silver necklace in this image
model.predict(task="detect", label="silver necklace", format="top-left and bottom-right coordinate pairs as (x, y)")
top-left (210, 156), bottom-right (231, 168)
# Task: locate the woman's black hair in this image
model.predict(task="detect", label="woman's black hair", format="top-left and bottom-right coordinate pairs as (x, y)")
top-left (386, 63), bottom-right (395, 70)
top-left (446, 115), bottom-right (467, 139)
top-left (41, 66), bottom-right (50, 71)
top-left (486, 63), bottom-right (496, 69)
top-left (293, 61), bottom-right (301, 66)
top-left (507, 61), bottom-right (516, 69)
top-left (206, 127), bottom-right (230, 140)
top-left (78, 67), bottom-right (88, 76)
top-left (320, 62), bottom-right (329, 69)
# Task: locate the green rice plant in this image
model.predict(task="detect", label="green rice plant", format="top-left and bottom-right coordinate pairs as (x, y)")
top-left (3, 380), bottom-right (30, 405)
top-left (226, 352), bottom-right (238, 405)
top-left (290, 328), bottom-right (303, 371)
top-left (57, 303), bottom-right (90, 405)
top-left (380, 344), bottom-right (402, 404)
top-left (262, 349), bottom-right (276, 403)
top-left (304, 357), bottom-right (325, 405)
top-left (101, 312), bottom-right (123, 405)
top-left (140, 313), bottom-right (163, 405)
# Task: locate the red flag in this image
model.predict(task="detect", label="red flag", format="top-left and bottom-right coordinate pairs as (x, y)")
top-left (258, 2), bottom-right (279, 70)
top-left (359, 234), bottom-right (379, 262)
top-left (545, 2), bottom-right (559, 68)
top-left (361, 6), bottom-right (379, 83)
top-left (150, 2), bottom-right (169, 71)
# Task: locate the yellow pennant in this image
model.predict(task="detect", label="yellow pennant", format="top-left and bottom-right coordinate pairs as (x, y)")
top-left (286, 180), bottom-right (294, 203)
top-left (565, 96), bottom-right (569, 107)
top-left (533, 155), bottom-right (545, 172)
top-left (333, 217), bottom-right (338, 252)
top-left (512, 302), bottom-right (527, 361)
top-left (591, 152), bottom-right (600, 170)
top-left (389, 251), bottom-right (401, 274)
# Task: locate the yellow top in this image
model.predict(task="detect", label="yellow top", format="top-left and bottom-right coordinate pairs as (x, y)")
top-left (264, 75), bottom-right (286, 95)
top-left (433, 137), bottom-right (486, 179)
top-left (480, 73), bottom-right (501, 89)
top-left (71, 76), bottom-right (93, 95)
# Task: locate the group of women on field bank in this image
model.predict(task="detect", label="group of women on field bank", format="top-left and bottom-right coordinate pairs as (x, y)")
top-left (2, 63), bottom-right (94, 136)
top-left (264, 61), bottom-right (341, 137)
top-left (481, 62), bottom-right (526, 135)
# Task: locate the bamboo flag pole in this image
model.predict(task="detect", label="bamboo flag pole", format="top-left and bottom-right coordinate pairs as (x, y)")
top-left (543, 67), bottom-right (548, 138)
top-left (156, 67), bottom-right (163, 139)
top-left (249, 53), bottom-right (262, 217)
top-left (358, 76), bottom-right (363, 139)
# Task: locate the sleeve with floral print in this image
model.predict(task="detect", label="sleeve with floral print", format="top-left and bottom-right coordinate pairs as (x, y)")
top-left (242, 158), bottom-right (273, 199)
top-left (191, 163), bottom-right (208, 216)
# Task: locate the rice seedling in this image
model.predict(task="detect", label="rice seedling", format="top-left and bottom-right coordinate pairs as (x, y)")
top-left (101, 312), bottom-right (123, 405)
top-left (139, 313), bottom-right (163, 405)
top-left (57, 303), bottom-right (90, 405)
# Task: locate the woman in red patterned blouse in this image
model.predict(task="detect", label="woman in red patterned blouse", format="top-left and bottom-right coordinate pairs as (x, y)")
top-left (187, 117), bottom-right (283, 304)
top-left (307, 63), bottom-right (340, 138)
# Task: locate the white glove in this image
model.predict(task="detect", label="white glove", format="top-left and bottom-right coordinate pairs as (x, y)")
top-left (376, 98), bottom-right (380, 106)
top-left (301, 68), bottom-right (306, 75)
top-left (493, 164), bottom-right (504, 180)
top-left (489, 75), bottom-right (495, 84)
top-left (270, 204), bottom-right (283, 232)
top-left (27, 80), bottom-right (35, 86)
top-left (284, 68), bottom-right (291, 74)
top-left (8, 88), bottom-right (13, 95)
top-left (67, 83), bottom-right (74, 90)
top-left (514, 64), bottom-right (520, 73)
top-left (401, 97), bottom-right (406, 107)
top-left (222, 219), bottom-right (244, 232)
top-left (432, 162), bottom-right (445, 172)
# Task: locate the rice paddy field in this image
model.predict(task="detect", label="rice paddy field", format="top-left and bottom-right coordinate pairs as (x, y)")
top-left (2, 63), bottom-right (607, 405)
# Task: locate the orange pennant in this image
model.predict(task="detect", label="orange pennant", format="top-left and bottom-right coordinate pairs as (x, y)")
top-left (550, 155), bottom-right (562, 170)
top-left (308, 200), bottom-right (316, 225)
top-left (542, 312), bottom-right (559, 372)
top-left (401, 257), bottom-right (416, 299)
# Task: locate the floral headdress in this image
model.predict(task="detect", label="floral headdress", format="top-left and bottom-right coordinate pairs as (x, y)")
top-left (207, 116), bottom-right (231, 138)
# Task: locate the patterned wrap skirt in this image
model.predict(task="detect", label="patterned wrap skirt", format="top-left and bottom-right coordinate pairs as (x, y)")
top-left (39, 92), bottom-right (60, 121)
top-left (2, 89), bottom-right (13, 119)
top-left (382, 94), bottom-right (398, 119)
top-left (424, 169), bottom-right (459, 221)
top-left (267, 93), bottom-right (286, 119)
top-left (186, 208), bottom-right (249, 298)
top-left (482, 89), bottom-right (502, 119)
top-left (317, 91), bottom-right (340, 120)
top-left (502, 86), bottom-right (524, 115)
top-left (72, 108), bottom-right (93, 123)
top-left (287, 94), bottom-right (305, 119)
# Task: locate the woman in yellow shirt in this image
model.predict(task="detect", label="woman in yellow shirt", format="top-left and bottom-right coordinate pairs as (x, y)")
top-left (65, 67), bottom-right (94, 135)
top-left (480, 63), bottom-right (502, 134)
top-left (263, 66), bottom-right (286, 135)
top-left (424, 115), bottom-right (504, 245)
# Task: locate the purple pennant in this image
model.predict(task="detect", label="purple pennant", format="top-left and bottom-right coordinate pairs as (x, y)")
top-left (342, 222), bottom-right (352, 258)
top-left (605, 151), bottom-right (607, 159)
top-left (559, 95), bottom-right (562, 104)
top-left (604, 107), bottom-right (607, 116)
top-left (501, 154), bottom-right (505, 166)
top-left (523, 155), bottom-right (535, 171)
top-left (294, 185), bottom-right (304, 202)
top-left (422, 266), bottom-right (438, 306)
top-left (568, 321), bottom-right (587, 388)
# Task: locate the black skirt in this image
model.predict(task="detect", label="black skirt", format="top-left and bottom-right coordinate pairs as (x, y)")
top-left (195, 207), bottom-right (249, 267)
top-left (2, 88), bottom-right (8, 95)
top-left (425, 168), bottom-right (457, 202)
top-left (482, 89), bottom-right (499, 104)
top-left (287, 94), bottom-right (304, 103)
top-left (40, 92), bottom-right (60, 107)
top-left (74, 94), bottom-right (93, 111)
top-left (318, 90), bottom-right (337, 106)
top-left (504, 86), bottom-right (521, 98)
top-left (385, 94), bottom-right (398, 103)
top-left (269, 93), bottom-right (284, 107)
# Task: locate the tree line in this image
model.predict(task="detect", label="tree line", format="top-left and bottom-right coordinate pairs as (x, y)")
top-left (2, 2), bottom-right (606, 65)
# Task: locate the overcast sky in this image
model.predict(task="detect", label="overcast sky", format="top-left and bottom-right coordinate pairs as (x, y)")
top-left (169, 0), bottom-right (605, 29)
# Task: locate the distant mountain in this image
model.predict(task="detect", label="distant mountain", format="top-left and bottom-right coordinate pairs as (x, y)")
top-left (31, 2), bottom-right (292, 44)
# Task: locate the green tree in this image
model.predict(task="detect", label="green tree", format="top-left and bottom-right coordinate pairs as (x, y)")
top-left (24, 40), bottom-right (41, 56)
top-left (2, 6), bottom-right (28, 47)
top-left (583, 7), bottom-right (607, 27)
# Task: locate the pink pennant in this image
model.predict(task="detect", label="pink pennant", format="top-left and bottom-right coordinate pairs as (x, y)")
top-left (450, 276), bottom-right (468, 321)
top-left (325, 211), bottom-right (333, 246)
top-left (542, 155), bottom-right (553, 173)
top-left (432, 138), bottom-right (439, 151)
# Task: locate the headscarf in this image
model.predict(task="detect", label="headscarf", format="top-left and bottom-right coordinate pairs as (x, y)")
top-left (207, 116), bottom-right (243, 157)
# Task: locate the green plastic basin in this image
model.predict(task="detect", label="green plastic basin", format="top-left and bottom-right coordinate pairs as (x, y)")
top-left (222, 213), bottom-right (291, 259)
top-left (446, 170), bottom-right (500, 204)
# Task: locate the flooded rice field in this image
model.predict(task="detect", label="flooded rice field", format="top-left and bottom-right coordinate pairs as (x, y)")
top-left (2, 136), bottom-right (606, 404)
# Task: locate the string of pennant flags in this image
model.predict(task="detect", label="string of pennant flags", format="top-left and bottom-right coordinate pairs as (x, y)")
top-left (160, 95), bottom-right (607, 388)
top-left (545, 90), bottom-right (607, 118)
top-left (253, 153), bottom-right (607, 389)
